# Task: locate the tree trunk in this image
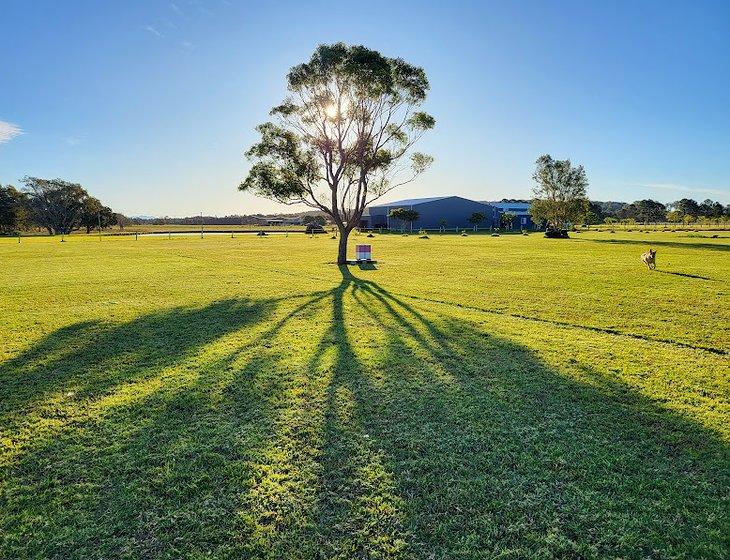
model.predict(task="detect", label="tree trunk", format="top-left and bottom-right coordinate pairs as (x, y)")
top-left (337, 227), bottom-right (349, 265)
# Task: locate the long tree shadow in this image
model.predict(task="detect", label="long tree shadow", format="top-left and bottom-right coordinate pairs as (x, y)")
top-left (0, 289), bottom-right (335, 559)
top-left (0, 298), bottom-right (280, 427)
top-left (313, 266), bottom-right (728, 559)
top-left (1, 270), bottom-right (727, 559)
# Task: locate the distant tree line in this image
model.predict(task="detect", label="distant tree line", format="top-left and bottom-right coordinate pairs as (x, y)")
top-left (585, 198), bottom-right (729, 225)
top-left (527, 154), bottom-right (728, 230)
top-left (0, 177), bottom-right (117, 235)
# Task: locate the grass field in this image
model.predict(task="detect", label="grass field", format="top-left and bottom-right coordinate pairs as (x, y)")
top-left (1, 231), bottom-right (728, 559)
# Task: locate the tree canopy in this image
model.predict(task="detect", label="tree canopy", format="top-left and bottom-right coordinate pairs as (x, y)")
top-left (529, 155), bottom-right (589, 230)
top-left (468, 212), bottom-right (485, 225)
top-left (19, 177), bottom-right (117, 236)
top-left (80, 197), bottom-right (117, 234)
top-left (671, 198), bottom-right (701, 217)
top-left (240, 43), bottom-right (435, 263)
top-left (22, 177), bottom-right (88, 235)
top-left (0, 184), bottom-right (29, 234)
top-left (617, 199), bottom-right (666, 222)
top-left (389, 207), bottom-right (419, 231)
top-left (500, 212), bottom-right (517, 229)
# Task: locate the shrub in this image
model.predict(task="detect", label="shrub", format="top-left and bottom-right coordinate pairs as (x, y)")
top-left (544, 229), bottom-right (569, 239)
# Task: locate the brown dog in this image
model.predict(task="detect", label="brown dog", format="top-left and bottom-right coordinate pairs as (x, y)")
top-left (641, 248), bottom-right (656, 270)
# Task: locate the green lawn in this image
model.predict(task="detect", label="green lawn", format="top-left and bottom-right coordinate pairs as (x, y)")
top-left (1, 231), bottom-right (728, 559)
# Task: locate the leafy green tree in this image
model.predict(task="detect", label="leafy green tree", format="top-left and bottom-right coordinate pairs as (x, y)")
top-left (22, 177), bottom-right (89, 235)
top-left (80, 197), bottom-right (117, 233)
top-left (698, 199), bottom-right (724, 218)
top-left (671, 198), bottom-right (700, 217)
top-left (0, 184), bottom-right (29, 234)
top-left (389, 207), bottom-right (419, 232)
top-left (582, 202), bottom-right (605, 225)
top-left (499, 212), bottom-right (516, 230)
top-left (239, 43), bottom-right (435, 264)
top-left (467, 212), bottom-right (486, 231)
top-left (618, 199), bottom-right (666, 223)
top-left (529, 154), bottom-right (588, 231)
top-left (666, 210), bottom-right (682, 223)
top-left (603, 217), bottom-right (617, 225)
top-left (302, 214), bottom-right (327, 226)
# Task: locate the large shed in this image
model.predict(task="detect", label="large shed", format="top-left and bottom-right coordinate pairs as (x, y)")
top-left (485, 200), bottom-right (537, 230)
top-left (360, 196), bottom-right (498, 230)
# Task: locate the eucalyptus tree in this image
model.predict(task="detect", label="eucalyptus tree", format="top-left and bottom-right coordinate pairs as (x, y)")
top-left (22, 177), bottom-right (89, 235)
top-left (468, 212), bottom-right (485, 231)
top-left (80, 197), bottom-right (117, 233)
top-left (240, 43), bottom-right (435, 264)
top-left (529, 154), bottom-right (589, 232)
top-left (389, 207), bottom-right (420, 232)
top-left (0, 184), bottom-right (28, 234)
top-left (499, 212), bottom-right (516, 230)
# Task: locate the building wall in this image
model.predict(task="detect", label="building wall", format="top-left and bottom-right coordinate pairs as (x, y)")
top-left (491, 202), bottom-right (537, 230)
top-left (363, 196), bottom-right (498, 230)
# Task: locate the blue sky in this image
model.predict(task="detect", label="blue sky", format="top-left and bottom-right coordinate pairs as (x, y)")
top-left (1, 0), bottom-right (728, 216)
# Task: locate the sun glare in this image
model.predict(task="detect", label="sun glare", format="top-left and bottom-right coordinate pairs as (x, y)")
top-left (325, 104), bottom-right (339, 118)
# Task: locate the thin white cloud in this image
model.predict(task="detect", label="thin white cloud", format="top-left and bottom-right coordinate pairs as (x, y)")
top-left (143, 25), bottom-right (164, 37)
top-left (180, 40), bottom-right (194, 50)
top-left (63, 135), bottom-right (83, 147)
top-left (0, 121), bottom-right (23, 143)
top-left (636, 182), bottom-right (729, 198)
top-left (170, 2), bottom-right (182, 14)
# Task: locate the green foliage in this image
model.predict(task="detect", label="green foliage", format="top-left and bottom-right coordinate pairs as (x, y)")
top-left (499, 212), bottom-right (516, 229)
top-left (672, 198), bottom-right (701, 217)
top-left (302, 215), bottom-right (327, 226)
top-left (0, 233), bottom-right (727, 558)
top-left (698, 199), bottom-right (725, 218)
top-left (467, 212), bottom-right (485, 226)
top-left (240, 43), bottom-right (435, 263)
top-left (20, 177), bottom-right (118, 236)
top-left (0, 184), bottom-right (29, 234)
top-left (22, 177), bottom-right (89, 235)
top-left (388, 208), bottom-right (419, 231)
top-left (80, 197), bottom-right (117, 234)
top-left (530, 154), bottom-right (589, 229)
top-left (618, 199), bottom-right (667, 222)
